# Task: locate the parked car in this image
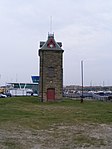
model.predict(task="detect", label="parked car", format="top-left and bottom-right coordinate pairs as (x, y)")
top-left (0, 94), bottom-right (7, 98)
top-left (5, 92), bottom-right (12, 97)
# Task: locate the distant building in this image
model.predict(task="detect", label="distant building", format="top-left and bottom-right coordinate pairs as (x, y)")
top-left (39, 34), bottom-right (64, 101)
top-left (31, 76), bottom-right (40, 83)
top-left (8, 82), bottom-right (38, 96)
top-left (6, 76), bottom-right (39, 96)
top-left (0, 87), bottom-right (6, 94)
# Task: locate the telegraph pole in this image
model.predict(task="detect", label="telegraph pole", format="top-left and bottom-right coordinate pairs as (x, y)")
top-left (0, 74), bottom-right (1, 87)
top-left (81, 60), bottom-right (84, 103)
top-left (41, 54), bottom-right (44, 102)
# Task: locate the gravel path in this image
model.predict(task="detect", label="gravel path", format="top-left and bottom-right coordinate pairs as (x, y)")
top-left (0, 123), bottom-right (112, 149)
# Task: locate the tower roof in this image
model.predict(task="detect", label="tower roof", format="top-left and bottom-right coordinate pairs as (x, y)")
top-left (39, 34), bottom-right (63, 51)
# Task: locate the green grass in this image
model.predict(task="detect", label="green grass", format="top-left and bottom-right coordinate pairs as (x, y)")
top-left (0, 97), bottom-right (112, 148)
top-left (0, 97), bottom-right (112, 129)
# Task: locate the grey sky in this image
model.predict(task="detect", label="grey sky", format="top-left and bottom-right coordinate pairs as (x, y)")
top-left (0, 0), bottom-right (112, 86)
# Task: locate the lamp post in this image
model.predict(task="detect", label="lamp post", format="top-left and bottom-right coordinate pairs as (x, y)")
top-left (81, 60), bottom-right (84, 103)
top-left (0, 74), bottom-right (1, 86)
top-left (41, 54), bottom-right (44, 102)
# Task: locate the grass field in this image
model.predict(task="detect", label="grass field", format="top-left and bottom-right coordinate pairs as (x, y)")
top-left (0, 97), bottom-right (112, 149)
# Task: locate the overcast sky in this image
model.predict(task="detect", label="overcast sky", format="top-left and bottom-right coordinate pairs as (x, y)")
top-left (0, 0), bottom-right (112, 86)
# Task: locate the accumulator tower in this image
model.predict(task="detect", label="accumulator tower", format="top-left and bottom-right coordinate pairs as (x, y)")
top-left (39, 34), bottom-right (64, 101)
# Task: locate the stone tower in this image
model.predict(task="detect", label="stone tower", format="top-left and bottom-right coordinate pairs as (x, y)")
top-left (39, 34), bottom-right (64, 101)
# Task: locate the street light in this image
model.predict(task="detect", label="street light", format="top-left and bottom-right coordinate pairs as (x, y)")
top-left (81, 60), bottom-right (84, 103)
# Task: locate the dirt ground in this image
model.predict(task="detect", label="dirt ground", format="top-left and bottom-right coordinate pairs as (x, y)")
top-left (0, 123), bottom-right (112, 149)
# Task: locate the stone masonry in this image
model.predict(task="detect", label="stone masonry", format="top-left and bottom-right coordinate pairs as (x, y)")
top-left (39, 34), bottom-right (64, 101)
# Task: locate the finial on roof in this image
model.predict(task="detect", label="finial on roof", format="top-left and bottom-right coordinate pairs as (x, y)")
top-left (50, 16), bottom-right (53, 34)
top-left (48, 16), bottom-right (55, 38)
top-left (48, 32), bottom-right (54, 38)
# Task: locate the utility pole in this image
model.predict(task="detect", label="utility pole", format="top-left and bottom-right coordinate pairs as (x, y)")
top-left (81, 60), bottom-right (84, 103)
top-left (41, 54), bottom-right (44, 102)
top-left (0, 74), bottom-right (1, 87)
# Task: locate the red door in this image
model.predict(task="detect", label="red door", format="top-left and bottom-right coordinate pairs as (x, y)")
top-left (47, 88), bottom-right (55, 101)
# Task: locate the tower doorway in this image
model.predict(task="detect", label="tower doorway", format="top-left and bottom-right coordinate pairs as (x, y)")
top-left (47, 88), bottom-right (55, 101)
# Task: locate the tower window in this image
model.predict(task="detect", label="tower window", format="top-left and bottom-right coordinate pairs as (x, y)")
top-left (48, 67), bottom-right (55, 77)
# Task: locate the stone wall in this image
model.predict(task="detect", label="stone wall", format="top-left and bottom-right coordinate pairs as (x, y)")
top-left (39, 50), bottom-right (63, 101)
